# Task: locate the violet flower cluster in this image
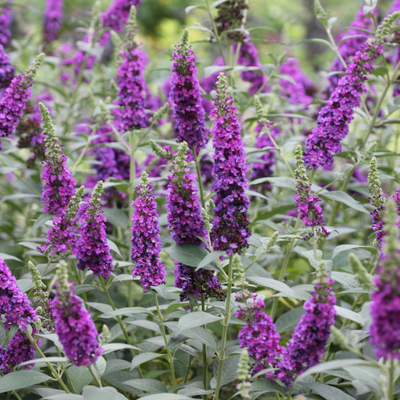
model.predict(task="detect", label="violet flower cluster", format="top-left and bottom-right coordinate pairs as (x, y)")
top-left (0, 259), bottom-right (38, 374)
top-left (43, 0), bottom-right (64, 44)
top-left (40, 103), bottom-right (76, 216)
top-left (274, 269), bottom-right (336, 386)
top-left (210, 73), bottom-right (251, 255)
top-left (52, 262), bottom-right (103, 366)
top-left (236, 291), bottom-right (282, 376)
top-left (170, 30), bottom-right (209, 153)
top-left (131, 172), bottom-right (166, 291)
top-left (327, 6), bottom-right (376, 95)
top-left (77, 181), bottom-right (114, 279)
top-left (166, 142), bottom-right (224, 301)
top-left (393, 189), bottom-right (400, 215)
top-left (294, 146), bottom-right (329, 236)
top-left (0, 2), bottom-right (12, 47)
top-left (368, 157), bottom-right (387, 250)
top-left (304, 40), bottom-right (383, 168)
top-left (0, 44), bottom-right (14, 87)
top-left (278, 58), bottom-right (316, 106)
top-left (101, 0), bottom-right (142, 33)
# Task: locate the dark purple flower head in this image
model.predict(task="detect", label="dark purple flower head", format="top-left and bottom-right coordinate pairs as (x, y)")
top-left (393, 189), bottom-right (400, 215)
top-left (278, 58), bottom-right (316, 105)
top-left (167, 142), bottom-right (224, 301)
top-left (304, 40), bottom-right (383, 169)
top-left (273, 262), bottom-right (336, 386)
top-left (0, 44), bottom-right (14, 87)
top-left (40, 186), bottom-right (84, 256)
top-left (170, 30), bottom-right (209, 154)
top-left (214, 0), bottom-right (248, 42)
top-left (131, 171), bottom-right (166, 291)
top-left (0, 259), bottom-right (38, 373)
top-left (370, 200), bottom-right (400, 360)
top-left (40, 103), bottom-right (76, 216)
top-left (115, 9), bottom-right (150, 131)
top-left (0, 54), bottom-right (44, 150)
top-left (101, 0), bottom-right (142, 33)
top-left (236, 291), bottom-right (283, 376)
top-left (237, 41), bottom-right (269, 95)
top-left (368, 157), bottom-right (387, 250)
top-left (76, 181), bottom-right (114, 279)
top-left (210, 73), bottom-right (251, 255)
top-left (0, 2), bottom-right (12, 47)
top-left (52, 261), bottom-right (103, 366)
top-left (43, 0), bottom-right (63, 43)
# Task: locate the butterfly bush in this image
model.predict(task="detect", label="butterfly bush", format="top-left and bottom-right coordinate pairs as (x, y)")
top-left (101, 0), bottom-right (142, 33)
top-left (52, 262), bottom-right (103, 366)
top-left (170, 30), bottom-right (209, 153)
top-left (0, 2), bottom-right (12, 47)
top-left (211, 73), bottom-right (251, 254)
top-left (43, 0), bottom-right (63, 44)
top-left (131, 171), bottom-right (166, 291)
top-left (0, 44), bottom-right (14, 87)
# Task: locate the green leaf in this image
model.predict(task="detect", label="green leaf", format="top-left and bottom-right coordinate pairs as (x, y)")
top-left (127, 320), bottom-right (162, 335)
top-left (82, 386), bottom-right (122, 400)
top-left (300, 381), bottom-right (356, 400)
top-left (197, 251), bottom-right (225, 271)
top-left (102, 343), bottom-right (140, 355)
top-left (203, 65), bottom-right (232, 78)
top-left (107, 239), bottom-right (122, 257)
top-left (101, 307), bottom-right (153, 319)
top-left (185, 25), bottom-right (215, 36)
top-left (31, 213), bottom-right (54, 232)
top-left (275, 307), bottom-right (305, 333)
top-left (319, 191), bottom-right (369, 214)
top-left (330, 244), bottom-right (379, 260)
top-left (0, 370), bottom-right (51, 393)
top-left (130, 353), bottom-right (165, 370)
top-left (123, 379), bottom-right (168, 393)
top-left (297, 38), bottom-right (333, 48)
top-left (68, 366), bottom-right (93, 394)
top-left (132, 395), bottom-right (192, 400)
top-left (181, 326), bottom-right (217, 350)
top-left (185, 5), bottom-right (206, 13)
top-left (275, 74), bottom-right (297, 86)
top-left (102, 208), bottom-right (129, 229)
top-left (42, 395), bottom-right (83, 400)
top-left (174, 311), bottom-right (223, 336)
top-left (163, 244), bottom-right (209, 268)
top-left (0, 252), bottom-right (21, 261)
top-left (0, 193), bottom-right (40, 203)
top-left (247, 276), bottom-right (295, 297)
top-left (249, 380), bottom-right (284, 394)
top-left (16, 278), bottom-right (34, 293)
top-left (17, 356), bottom-right (70, 368)
top-left (334, 306), bottom-right (364, 324)
top-left (210, 355), bottom-right (240, 388)
top-left (250, 176), bottom-right (296, 190)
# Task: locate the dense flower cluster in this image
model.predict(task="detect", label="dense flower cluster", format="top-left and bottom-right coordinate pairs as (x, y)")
top-left (393, 189), bottom-right (400, 215)
top-left (166, 143), bottom-right (224, 301)
top-left (294, 146), bottom-right (329, 236)
top-left (0, 2), bottom-right (12, 47)
top-left (43, 0), bottom-right (64, 43)
top-left (327, 7), bottom-right (376, 95)
top-left (304, 40), bottom-right (384, 168)
top-left (274, 277), bottom-right (336, 386)
top-left (101, 0), bottom-right (142, 33)
top-left (214, 0), bottom-right (248, 42)
top-left (211, 73), bottom-right (251, 254)
top-left (170, 31), bottom-right (209, 153)
top-left (77, 181), bottom-right (113, 279)
top-left (237, 42), bottom-right (269, 95)
top-left (40, 103), bottom-right (76, 215)
top-left (0, 259), bottom-right (38, 373)
top-left (0, 44), bottom-right (14, 87)
top-left (278, 58), bottom-right (316, 105)
top-left (53, 262), bottom-right (103, 366)
top-left (236, 292), bottom-right (282, 375)
top-left (131, 172), bottom-right (166, 291)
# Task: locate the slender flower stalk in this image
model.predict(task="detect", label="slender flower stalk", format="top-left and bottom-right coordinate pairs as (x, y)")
top-left (43, 0), bottom-right (64, 44)
top-left (370, 199), bottom-right (400, 360)
top-left (167, 142), bottom-right (224, 301)
top-left (40, 102), bottom-right (76, 216)
top-left (303, 13), bottom-right (400, 169)
top-left (131, 171), bottom-right (166, 291)
top-left (273, 261), bottom-right (336, 386)
top-left (52, 261), bottom-right (103, 366)
top-left (211, 73), bottom-right (251, 254)
top-left (0, 44), bottom-right (14, 87)
top-left (76, 181), bottom-right (114, 279)
top-left (294, 145), bottom-right (329, 237)
top-left (0, 259), bottom-right (38, 374)
top-left (368, 157), bottom-right (387, 250)
top-left (0, 54), bottom-right (44, 150)
top-left (170, 30), bottom-right (209, 153)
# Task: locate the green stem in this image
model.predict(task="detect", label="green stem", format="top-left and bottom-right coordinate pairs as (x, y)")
top-left (213, 256), bottom-right (233, 400)
top-left (12, 392), bottom-right (22, 400)
top-left (201, 295), bottom-right (208, 391)
top-left (99, 278), bottom-right (144, 379)
top-left (72, 126), bottom-right (95, 172)
top-left (286, 385), bottom-right (294, 400)
top-left (26, 330), bottom-right (71, 393)
top-left (56, 347), bottom-right (75, 393)
top-left (193, 146), bottom-right (205, 207)
top-left (184, 355), bottom-right (193, 384)
top-left (389, 359), bottom-right (395, 400)
top-left (88, 365), bottom-right (102, 388)
top-left (204, 0), bottom-right (226, 65)
top-left (154, 294), bottom-right (177, 392)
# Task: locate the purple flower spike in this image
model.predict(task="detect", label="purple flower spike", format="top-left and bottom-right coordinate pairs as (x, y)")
top-left (77, 181), bottom-right (114, 279)
top-left (101, 0), bottom-right (142, 33)
top-left (210, 73), bottom-right (251, 255)
top-left (273, 263), bottom-right (336, 386)
top-left (0, 2), bottom-right (12, 47)
top-left (304, 40), bottom-right (383, 169)
top-left (131, 171), bottom-right (166, 291)
top-left (0, 259), bottom-right (38, 374)
top-left (43, 0), bottom-right (64, 44)
top-left (0, 44), bottom-right (15, 87)
top-left (52, 261), bottom-right (103, 366)
top-left (170, 30), bottom-right (209, 154)
top-left (40, 103), bottom-right (76, 216)
top-left (167, 142), bottom-right (224, 301)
